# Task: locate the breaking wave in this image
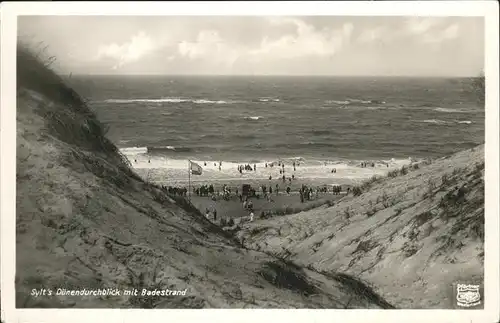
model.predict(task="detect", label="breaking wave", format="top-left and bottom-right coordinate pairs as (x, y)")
top-left (325, 99), bottom-right (386, 105)
top-left (418, 119), bottom-right (451, 125)
top-left (147, 146), bottom-right (194, 153)
top-left (244, 116), bottom-right (263, 121)
top-left (434, 107), bottom-right (477, 114)
top-left (104, 97), bottom-right (234, 105)
top-left (416, 119), bottom-right (473, 125)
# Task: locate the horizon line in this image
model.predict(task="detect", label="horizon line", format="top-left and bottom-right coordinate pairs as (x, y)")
top-left (67, 73), bottom-right (483, 78)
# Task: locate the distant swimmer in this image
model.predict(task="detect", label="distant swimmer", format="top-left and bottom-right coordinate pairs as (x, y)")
top-left (204, 162), bottom-right (207, 166)
top-left (265, 163), bottom-right (268, 168)
top-left (292, 174), bottom-right (295, 180)
top-left (269, 175), bottom-right (272, 180)
top-left (254, 164), bottom-right (256, 171)
top-left (214, 163), bottom-right (217, 166)
top-left (134, 159), bottom-right (137, 163)
top-left (282, 175), bottom-right (286, 182)
top-left (148, 160), bottom-right (151, 163)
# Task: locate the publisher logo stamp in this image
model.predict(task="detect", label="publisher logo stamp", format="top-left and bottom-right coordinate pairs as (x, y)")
top-left (455, 283), bottom-right (481, 308)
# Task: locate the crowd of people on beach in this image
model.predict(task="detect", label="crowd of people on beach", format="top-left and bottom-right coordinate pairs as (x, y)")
top-left (161, 185), bottom-right (188, 197)
top-left (238, 164), bottom-right (257, 173)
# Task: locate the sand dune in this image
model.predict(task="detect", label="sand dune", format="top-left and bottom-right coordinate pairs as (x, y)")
top-left (236, 146), bottom-right (484, 308)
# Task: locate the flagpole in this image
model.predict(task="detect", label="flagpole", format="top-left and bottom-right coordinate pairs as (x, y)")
top-left (188, 160), bottom-right (191, 202)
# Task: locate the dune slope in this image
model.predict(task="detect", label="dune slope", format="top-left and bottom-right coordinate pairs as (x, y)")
top-left (237, 146), bottom-right (485, 308)
top-left (15, 46), bottom-right (397, 309)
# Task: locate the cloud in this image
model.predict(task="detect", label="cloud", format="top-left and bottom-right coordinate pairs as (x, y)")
top-left (177, 30), bottom-right (241, 66)
top-left (96, 31), bottom-right (158, 69)
top-left (405, 17), bottom-right (443, 35)
top-left (422, 23), bottom-right (460, 44)
top-left (248, 18), bottom-right (353, 61)
top-left (357, 26), bottom-right (388, 43)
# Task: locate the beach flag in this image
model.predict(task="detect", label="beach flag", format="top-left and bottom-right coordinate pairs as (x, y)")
top-left (190, 161), bottom-right (203, 175)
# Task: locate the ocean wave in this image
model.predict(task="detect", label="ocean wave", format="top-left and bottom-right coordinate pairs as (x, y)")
top-left (193, 99), bottom-right (229, 104)
top-left (418, 119), bottom-right (450, 125)
top-left (326, 100), bottom-right (350, 105)
top-left (416, 119), bottom-right (473, 126)
top-left (434, 107), bottom-right (477, 114)
top-left (244, 116), bottom-right (263, 121)
top-left (257, 97), bottom-right (280, 102)
top-left (104, 97), bottom-right (234, 105)
top-left (120, 147), bottom-right (148, 155)
top-left (325, 99), bottom-right (386, 106)
top-left (147, 146), bottom-right (194, 153)
top-left (347, 98), bottom-right (372, 104)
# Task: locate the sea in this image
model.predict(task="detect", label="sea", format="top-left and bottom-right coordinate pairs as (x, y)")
top-left (68, 76), bottom-right (484, 185)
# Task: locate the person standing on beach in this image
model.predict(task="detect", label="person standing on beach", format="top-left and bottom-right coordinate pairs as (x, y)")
top-left (276, 184), bottom-right (279, 195)
top-left (282, 175), bottom-right (286, 182)
top-left (205, 208), bottom-right (210, 219)
top-left (269, 186), bottom-right (273, 195)
top-left (287, 186), bottom-right (291, 195)
top-left (293, 161), bottom-right (296, 171)
top-left (254, 164), bottom-right (257, 171)
top-left (249, 211), bottom-right (254, 222)
top-left (213, 209), bottom-right (217, 221)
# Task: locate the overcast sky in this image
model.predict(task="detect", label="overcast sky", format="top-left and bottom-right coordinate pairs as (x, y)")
top-left (18, 16), bottom-right (484, 76)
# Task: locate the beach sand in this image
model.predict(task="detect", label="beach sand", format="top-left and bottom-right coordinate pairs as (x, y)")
top-left (128, 157), bottom-right (409, 224)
